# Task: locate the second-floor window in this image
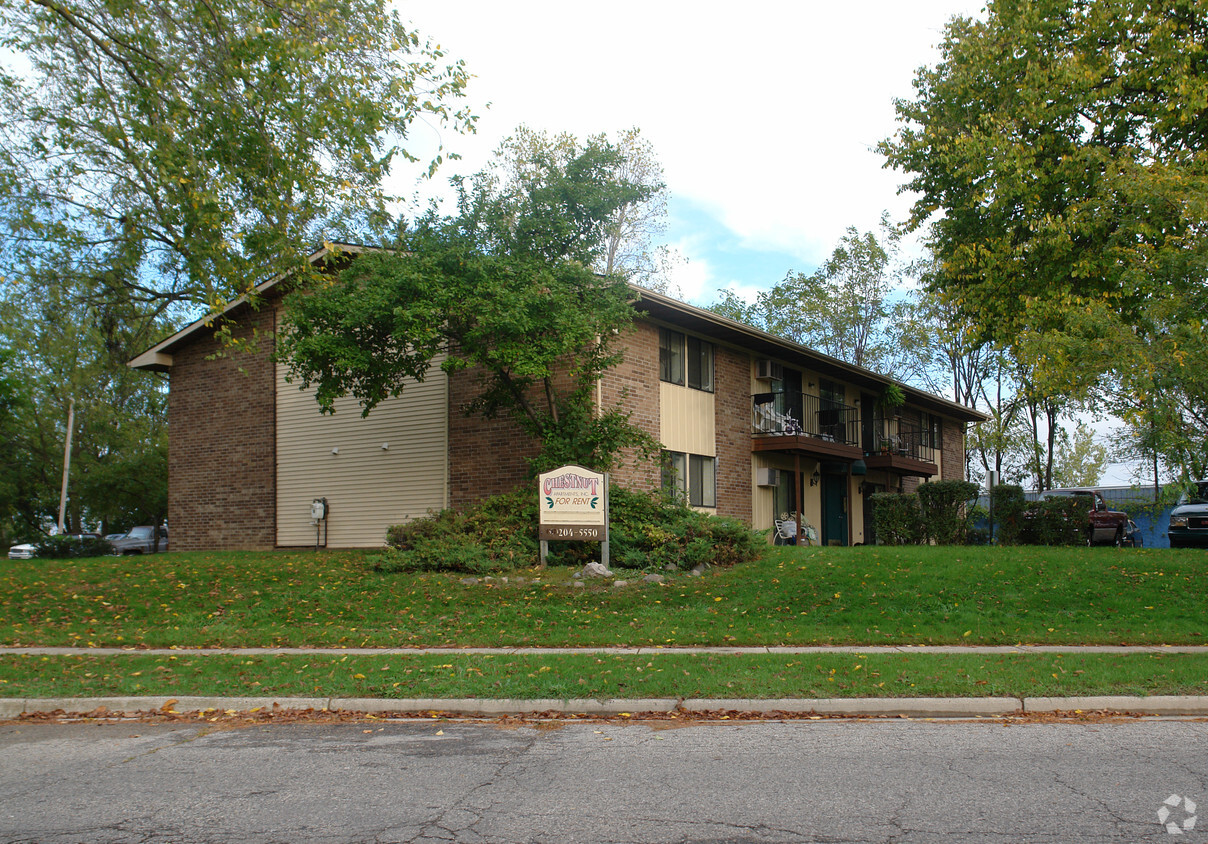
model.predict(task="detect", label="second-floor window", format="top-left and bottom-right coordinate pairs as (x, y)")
top-left (923, 413), bottom-right (944, 450)
top-left (659, 328), bottom-right (714, 392)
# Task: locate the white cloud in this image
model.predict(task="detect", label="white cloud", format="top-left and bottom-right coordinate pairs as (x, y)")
top-left (396, 0), bottom-right (987, 284)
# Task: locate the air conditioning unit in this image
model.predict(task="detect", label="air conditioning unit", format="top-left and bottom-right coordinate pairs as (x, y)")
top-left (756, 467), bottom-right (780, 487)
top-left (755, 359), bottom-right (783, 381)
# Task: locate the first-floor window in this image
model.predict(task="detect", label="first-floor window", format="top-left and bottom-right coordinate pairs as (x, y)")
top-left (662, 450), bottom-right (716, 508)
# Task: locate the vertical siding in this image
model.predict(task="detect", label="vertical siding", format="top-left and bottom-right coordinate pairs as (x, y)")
top-left (659, 382), bottom-right (715, 455)
top-left (275, 357), bottom-right (448, 548)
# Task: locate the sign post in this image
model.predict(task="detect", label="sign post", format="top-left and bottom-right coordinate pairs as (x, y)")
top-left (537, 465), bottom-right (609, 567)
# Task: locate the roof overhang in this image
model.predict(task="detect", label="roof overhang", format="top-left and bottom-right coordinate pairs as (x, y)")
top-left (634, 288), bottom-right (988, 424)
top-left (128, 242), bottom-right (372, 371)
top-left (128, 245), bottom-right (989, 424)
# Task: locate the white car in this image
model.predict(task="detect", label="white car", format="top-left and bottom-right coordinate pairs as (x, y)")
top-left (7, 543), bottom-right (36, 560)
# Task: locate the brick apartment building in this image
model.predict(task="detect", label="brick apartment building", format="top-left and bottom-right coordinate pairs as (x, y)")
top-left (131, 244), bottom-right (986, 551)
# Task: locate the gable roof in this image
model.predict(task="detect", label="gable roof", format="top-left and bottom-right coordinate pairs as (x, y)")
top-left (130, 242), bottom-right (988, 423)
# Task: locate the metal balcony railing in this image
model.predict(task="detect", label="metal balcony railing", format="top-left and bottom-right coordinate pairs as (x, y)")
top-left (752, 391), bottom-right (859, 447)
top-left (872, 424), bottom-right (938, 464)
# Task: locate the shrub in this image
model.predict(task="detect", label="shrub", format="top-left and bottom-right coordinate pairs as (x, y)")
top-left (870, 492), bottom-right (922, 545)
top-left (374, 486), bottom-right (762, 574)
top-left (1023, 496), bottom-right (1091, 546)
top-left (991, 484), bottom-right (1027, 546)
top-left (34, 535), bottom-right (114, 558)
top-left (990, 484), bottom-right (1092, 546)
top-left (917, 480), bottom-right (980, 545)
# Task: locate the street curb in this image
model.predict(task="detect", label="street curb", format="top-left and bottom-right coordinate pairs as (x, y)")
top-left (5, 696), bottom-right (1208, 719)
top-left (679, 697), bottom-right (1022, 717)
top-left (1023, 696), bottom-right (1208, 715)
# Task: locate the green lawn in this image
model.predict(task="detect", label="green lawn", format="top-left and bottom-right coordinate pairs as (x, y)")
top-left (1, 544), bottom-right (1203, 648)
top-left (4, 544), bottom-right (1207, 701)
top-left (4, 652), bottom-right (1207, 700)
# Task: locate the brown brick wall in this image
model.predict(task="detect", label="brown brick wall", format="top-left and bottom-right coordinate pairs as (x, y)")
top-left (713, 345), bottom-right (752, 523)
top-left (168, 303), bottom-right (276, 550)
top-left (941, 419), bottom-right (966, 481)
top-left (447, 366), bottom-right (541, 507)
top-left (603, 321), bottom-right (661, 492)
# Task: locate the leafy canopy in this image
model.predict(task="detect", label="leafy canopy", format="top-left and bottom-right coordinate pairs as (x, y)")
top-left (279, 134), bottom-right (660, 474)
top-left (0, 0), bottom-right (474, 311)
top-left (880, 0), bottom-right (1208, 478)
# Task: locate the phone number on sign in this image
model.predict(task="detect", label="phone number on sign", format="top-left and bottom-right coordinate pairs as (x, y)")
top-left (539, 525), bottom-right (602, 540)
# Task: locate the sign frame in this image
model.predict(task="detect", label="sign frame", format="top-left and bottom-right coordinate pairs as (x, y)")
top-left (537, 465), bottom-right (609, 568)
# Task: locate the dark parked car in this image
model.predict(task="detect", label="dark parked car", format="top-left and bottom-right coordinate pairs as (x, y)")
top-left (1041, 489), bottom-right (1130, 546)
top-left (1169, 481), bottom-right (1208, 548)
top-left (109, 526), bottom-right (169, 555)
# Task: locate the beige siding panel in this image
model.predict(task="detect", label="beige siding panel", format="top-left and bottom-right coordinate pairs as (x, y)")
top-left (275, 358), bottom-right (448, 548)
top-left (659, 383), bottom-right (715, 455)
top-left (752, 454), bottom-right (823, 535)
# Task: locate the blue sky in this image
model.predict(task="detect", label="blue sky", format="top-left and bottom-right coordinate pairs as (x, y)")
top-left (665, 197), bottom-right (811, 306)
top-left (395, 0), bottom-right (988, 306)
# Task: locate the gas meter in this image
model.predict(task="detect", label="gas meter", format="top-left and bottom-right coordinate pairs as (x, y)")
top-left (311, 498), bottom-right (329, 521)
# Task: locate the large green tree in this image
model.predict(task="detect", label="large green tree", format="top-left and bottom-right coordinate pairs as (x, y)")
top-left (484, 126), bottom-right (675, 289)
top-left (0, 0), bottom-right (474, 312)
top-left (709, 220), bottom-right (905, 375)
top-left (0, 268), bottom-right (173, 540)
top-left (278, 136), bottom-right (660, 474)
top-left (880, 0), bottom-right (1208, 478)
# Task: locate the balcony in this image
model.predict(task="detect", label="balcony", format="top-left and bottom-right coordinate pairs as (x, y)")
top-left (751, 391), bottom-right (862, 460)
top-left (863, 424), bottom-right (938, 477)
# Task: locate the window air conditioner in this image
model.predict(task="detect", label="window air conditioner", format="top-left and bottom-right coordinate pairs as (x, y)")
top-left (757, 468), bottom-right (780, 487)
top-left (755, 359), bottom-right (783, 380)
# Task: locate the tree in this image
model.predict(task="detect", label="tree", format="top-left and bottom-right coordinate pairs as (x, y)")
top-left (1051, 422), bottom-right (1109, 488)
top-left (0, 269), bottom-right (172, 538)
top-left (278, 136), bottom-right (660, 474)
top-left (486, 126), bottom-right (676, 289)
top-left (720, 219), bottom-right (903, 373)
top-left (880, 0), bottom-right (1208, 476)
top-left (0, 0), bottom-right (474, 313)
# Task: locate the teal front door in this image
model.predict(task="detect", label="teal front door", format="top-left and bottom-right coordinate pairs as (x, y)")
top-left (821, 473), bottom-right (848, 546)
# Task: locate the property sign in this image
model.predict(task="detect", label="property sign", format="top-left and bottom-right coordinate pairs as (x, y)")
top-left (537, 465), bottom-right (607, 541)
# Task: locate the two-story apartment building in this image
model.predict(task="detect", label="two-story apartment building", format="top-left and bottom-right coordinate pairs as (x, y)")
top-left (131, 244), bottom-right (985, 550)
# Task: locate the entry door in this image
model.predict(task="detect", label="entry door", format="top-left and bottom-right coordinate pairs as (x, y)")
top-left (821, 473), bottom-right (848, 546)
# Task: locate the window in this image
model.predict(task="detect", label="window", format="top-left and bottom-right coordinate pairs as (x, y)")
top-left (659, 328), bottom-right (683, 385)
top-left (662, 450), bottom-right (716, 508)
top-left (660, 328), bottom-right (714, 392)
top-left (662, 451), bottom-right (687, 499)
top-left (923, 413), bottom-right (944, 450)
top-left (689, 454), bottom-right (716, 508)
top-left (687, 336), bottom-right (714, 392)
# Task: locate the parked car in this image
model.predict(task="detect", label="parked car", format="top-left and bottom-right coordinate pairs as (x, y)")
top-left (1168, 481), bottom-right (1208, 548)
top-left (1042, 489), bottom-right (1130, 546)
top-left (109, 525), bottom-right (169, 555)
top-left (9, 533), bottom-right (104, 559)
top-left (7, 543), bottom-right (36, 560)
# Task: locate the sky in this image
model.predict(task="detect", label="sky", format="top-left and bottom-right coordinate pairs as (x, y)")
top-left (393, 0), bottom-right (988, 305)
top-left (390, 0), bottom-right (1143, 486)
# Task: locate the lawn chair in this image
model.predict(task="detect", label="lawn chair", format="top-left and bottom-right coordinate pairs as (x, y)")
top-left (773, 519), bottom-right (798, 545)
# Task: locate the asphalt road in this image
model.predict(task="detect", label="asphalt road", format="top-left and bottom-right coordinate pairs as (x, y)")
top-left (2, 718), bottom-right (1206, 843)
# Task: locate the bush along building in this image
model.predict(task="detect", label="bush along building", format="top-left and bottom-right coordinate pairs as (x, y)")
top-left (130, 244), bottom-right (987, 551)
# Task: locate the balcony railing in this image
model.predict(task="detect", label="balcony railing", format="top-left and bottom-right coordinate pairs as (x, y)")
top-left (752, 391), bottom-right (859, 447)
top-left (871, 424), bottom-right (938, 464)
